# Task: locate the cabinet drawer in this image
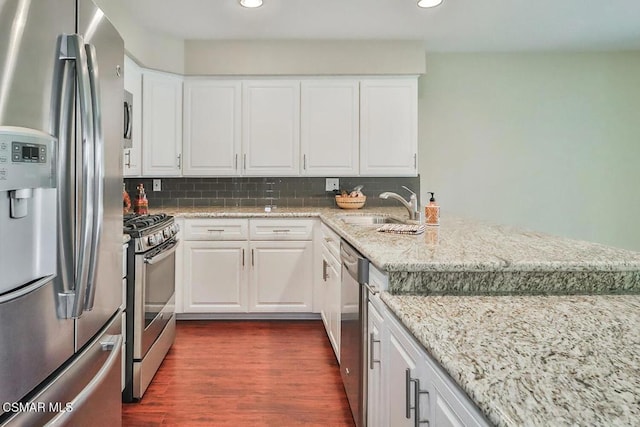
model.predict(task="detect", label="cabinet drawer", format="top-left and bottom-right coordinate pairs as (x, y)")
top-left (320, 222), bottom-right (340, 259)
top-left (249, 219), bottom-right (314, 241)
top-left (183, 219), bottom-right (249, 241)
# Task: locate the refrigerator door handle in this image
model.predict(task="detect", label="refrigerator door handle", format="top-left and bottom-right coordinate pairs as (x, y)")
top-left (84, 43), bottom-right (103, 311)
top-left (55, 34), bottom-right (95, 319)
top-left (52, 35), bottom-right (76, 312)
top-left (71, 34), bottom-right (95, 319)
top-left (45, 335), bottom-right (122, 426)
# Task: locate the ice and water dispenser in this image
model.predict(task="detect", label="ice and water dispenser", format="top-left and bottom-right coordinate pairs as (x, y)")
top-left (0, 127), bottom-right (57, 294)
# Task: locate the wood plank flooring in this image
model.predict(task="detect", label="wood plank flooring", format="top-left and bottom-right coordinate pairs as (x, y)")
top-left (122, 320), bottom-right (355, 426)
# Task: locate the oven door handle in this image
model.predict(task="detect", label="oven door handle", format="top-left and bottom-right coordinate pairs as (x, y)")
top-left (144, 239), bottom-right (179, 265)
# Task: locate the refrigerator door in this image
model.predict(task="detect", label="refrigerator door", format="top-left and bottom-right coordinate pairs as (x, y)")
top-left (0, 279), bottom-right (75, 420)
top-left (0, 0), bottom-right (75, 419)
top-left (74, 0), bottom-right (124, 350)
top-left (0, 0), bottom-right (74, 130)
top-left (1, 313), bottom-right (122, 427)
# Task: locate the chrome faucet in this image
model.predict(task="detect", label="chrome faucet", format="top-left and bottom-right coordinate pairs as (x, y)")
top-left (379, 186), bottom-right (420, 220)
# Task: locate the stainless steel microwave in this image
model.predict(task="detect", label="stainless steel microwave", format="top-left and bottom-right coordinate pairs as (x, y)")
top-left (123, 90), bottom-right (133, 148)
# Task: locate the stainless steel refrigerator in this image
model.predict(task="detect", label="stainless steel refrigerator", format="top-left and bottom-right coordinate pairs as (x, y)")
top-left (0, 0), bottom-right (124, 425)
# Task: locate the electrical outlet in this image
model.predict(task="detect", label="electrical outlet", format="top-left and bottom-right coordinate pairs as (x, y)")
top-left (325, 178), bottom-right (339, 192)
top-left (153, 179), bottom-right (161, 191)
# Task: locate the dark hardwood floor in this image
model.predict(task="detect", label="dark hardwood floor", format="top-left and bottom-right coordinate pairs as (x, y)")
top-left (122, 320), bottom-right (355, 426)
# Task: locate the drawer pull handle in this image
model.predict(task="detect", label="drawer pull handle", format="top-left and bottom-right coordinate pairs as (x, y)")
top-left (272, 229), bottom-right (290, 233)
top-left (207, 229), bottom-right (225, 232)
top-left (322, 259), bottom-right (328, 281)
top-left (369, 332), bottom-right (380, 369)
top-left (406, 369), bottom-right (430, 426)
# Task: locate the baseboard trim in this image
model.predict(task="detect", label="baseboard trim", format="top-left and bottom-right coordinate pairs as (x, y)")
top-left (176, 312), bottom-right (322, 321)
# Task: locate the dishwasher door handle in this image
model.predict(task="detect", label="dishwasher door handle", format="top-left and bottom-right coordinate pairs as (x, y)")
top-left (364, 282), bottom-right (379, 295)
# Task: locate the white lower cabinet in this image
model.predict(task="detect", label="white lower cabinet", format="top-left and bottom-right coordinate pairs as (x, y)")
top-left (321, 245), bottom-right (341, 359)
top-left (319, 223), bottom-right (341, 360)
top-left (181, 218), bottom-right (314, 314)
top-left (182, 241), bottom-right (248, 312)
top-left (368, 292), bottom-right (489, 427)
top-left (367, 299), bottom-right (385, 426)
top-left (249, 240), bottom-right (313, 312)
top-left (385, 304), bottom-right (431, 426)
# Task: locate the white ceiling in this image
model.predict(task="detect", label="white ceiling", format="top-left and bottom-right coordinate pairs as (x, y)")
top-left (122, 0), bottom-right (640, 52)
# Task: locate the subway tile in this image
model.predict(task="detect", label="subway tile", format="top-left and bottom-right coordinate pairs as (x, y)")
top-left (124, 176), bottom-right (420, 211)
top-left (200, 190), bottom-right (219, 198)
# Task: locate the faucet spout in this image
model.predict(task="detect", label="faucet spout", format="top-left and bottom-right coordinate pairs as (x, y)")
top-left (379, 187), bottom-right (419, 220)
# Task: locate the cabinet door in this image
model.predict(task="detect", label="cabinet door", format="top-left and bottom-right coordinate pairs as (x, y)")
top-left (249, 240), bottom-right (313, 312)
top-left (360, 78), bottom-right (418, 176)
top-left (327, 254), bottom-right (341, 360)
top-left (123, 56), bottom-right (142, 176)
top-left (183, 80), bottom-right (241, 176)
top-left (142, 70), bottom-right (183, 176)
top-left (386, 318), bottom-right (429, 427)
top-left (182, 241), bottom-right (249, 313)
top-left (321, 247), bottom-right (341, 360)
top-left (367, 298), bottom-right (385, 427)
top-left (320, 252), bottom-right (331, 337)
top-left (301, 80), bottom-right (359, 176)
top-left (428, 361), bottom-right (489, 427)
top-left (242, 81), bottom-right (300, 176)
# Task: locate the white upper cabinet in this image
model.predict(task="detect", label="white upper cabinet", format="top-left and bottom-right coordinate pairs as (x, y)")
top-left (242, 80), bottom-right (300, 176)
top-left (183, 80), bottom-right (242, 176)
top-left (142, 70), bottom-right (183, 176)
top-left (300, 80), bottom-right (359, 176)
top-left (360, 78), bottom-right (418, 176)
top-left (123, 56), bottom-right (142, 177)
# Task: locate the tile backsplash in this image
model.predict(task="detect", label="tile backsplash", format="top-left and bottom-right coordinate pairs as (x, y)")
top-left (124, 176), bottom-right (420, 210)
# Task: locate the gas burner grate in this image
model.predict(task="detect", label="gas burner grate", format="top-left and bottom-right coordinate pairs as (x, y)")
top-left (123, 213), bottom-right (171, 234)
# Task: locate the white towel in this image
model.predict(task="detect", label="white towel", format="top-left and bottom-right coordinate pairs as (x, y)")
top-left (376, 223), bottom-right (426, 235)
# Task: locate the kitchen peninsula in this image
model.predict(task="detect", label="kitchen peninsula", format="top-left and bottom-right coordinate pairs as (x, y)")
top-left (162, 206), bottom-right (640, 426)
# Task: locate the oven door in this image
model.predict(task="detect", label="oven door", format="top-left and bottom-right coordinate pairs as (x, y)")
top-left (134, 237), bottom-right (177, 360)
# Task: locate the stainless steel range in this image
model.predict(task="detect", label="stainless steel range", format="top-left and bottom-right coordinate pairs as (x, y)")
top-left (122, 213), bottom-right (179, 401)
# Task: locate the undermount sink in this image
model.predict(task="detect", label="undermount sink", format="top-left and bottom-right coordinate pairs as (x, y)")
top-left (338, 215), bottom-right (404, 226)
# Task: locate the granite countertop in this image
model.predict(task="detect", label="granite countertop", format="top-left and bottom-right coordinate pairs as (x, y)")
top-left (159, 206), bottom-right (640, 295)
top-left (381, 293), bottom-right (640, 427)
top-left (156, 206), bottom-right (640, 424)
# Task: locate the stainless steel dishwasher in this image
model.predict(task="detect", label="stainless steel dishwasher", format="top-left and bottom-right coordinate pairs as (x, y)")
top-left (340, 239), bottom-right (370, 427)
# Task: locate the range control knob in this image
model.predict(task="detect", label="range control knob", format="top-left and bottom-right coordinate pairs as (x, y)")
top-left (155, 232), bottom-right (164, 244)
top-left (147, 235), bottom-right (156, 246)
top-left (163, 228), bottom-right (171, 238)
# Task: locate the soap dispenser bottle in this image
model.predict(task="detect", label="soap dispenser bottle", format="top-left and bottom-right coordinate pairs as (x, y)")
top-left (425, 192), bottom-right (440, 225)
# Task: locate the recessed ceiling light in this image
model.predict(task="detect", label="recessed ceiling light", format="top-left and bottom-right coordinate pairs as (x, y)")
top-left (239, 0), bottom-right (263, 8)
top-left (417, 0), bottom-right (443, 8)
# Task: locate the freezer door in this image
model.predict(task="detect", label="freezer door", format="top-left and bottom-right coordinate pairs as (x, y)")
top-left (0, 279), bottom-right (75, 420)
top-left (1, 313), bottom-right (122, 427)
top-left (75, 0), bottom-right (125, 350)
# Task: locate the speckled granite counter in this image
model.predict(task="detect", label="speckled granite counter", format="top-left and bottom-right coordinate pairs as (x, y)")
top-left (381, 293), bottom-right (640, 427)
top-left (159, 206), bottom-right (640, 295)
top-left (158, 206), bottom-right (640, 424)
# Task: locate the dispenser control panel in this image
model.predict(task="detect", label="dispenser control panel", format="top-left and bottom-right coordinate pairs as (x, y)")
top-left (0, 127), bottom-right (56, 192)
top-left (12, 141), bottom-right (47, 163)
